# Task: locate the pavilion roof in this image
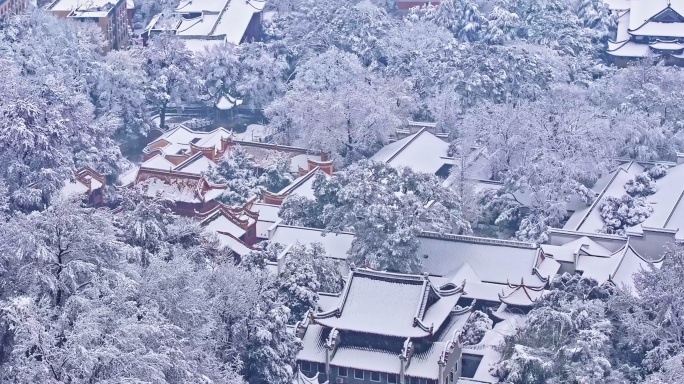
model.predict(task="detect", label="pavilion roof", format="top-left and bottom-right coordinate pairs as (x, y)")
top-left (312, 269), bottom-right (463, 338)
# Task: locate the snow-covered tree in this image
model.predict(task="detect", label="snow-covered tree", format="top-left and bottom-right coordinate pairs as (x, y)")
top-left (611, 244), bottom-right (684, 374)
top-left (94, 49), bottom-right (153, 143)
top-left (258, 155), bottom-right (294, 193)
top-left (266, 48), bottom-right (410, 165)
top-left (625, 172), bottom-right (657, 197)
top-left (0, 15), bottom-right (123, 210)
top-left (266, 0), bottom-right (394, 65)
top-left (494, 274), bottom-right (628, 384)
top-left (600, 195), bottom-right (653, 235)
top-left (208, 146), bottom-right (261, 206)
top-left (277, 243), bottom-right (344, 322)
top-left (592, 62), bottom-right (684, 161)
top-left (647, 164), bottom-right (669, 180)
top-left (143, 33), bottom-right (199, 129)
top-left (280, 161), bottom-right (473, 273)
top-left (407, 0), bottom-right (488, 42)
top-left (211, 266), bottom-right (302, 384)
top-left (461, 310), bottom-right (493, 346)
top-left (465, 86), bottom-right (614, 242)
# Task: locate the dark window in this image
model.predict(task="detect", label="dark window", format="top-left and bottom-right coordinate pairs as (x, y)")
top-left (318, 363), bottom-right (325, 373)
top-left (354, 369), bottom-right (364, 379)
top-left (461, 354), bottom-right (483, 378)
top-left (449, 371), bottom-right (454, 382)
top-left (410, 378), bottom-right (419, 384)
top-left (301, 361), bottom-right (311, 372)
top-left (338, 367), bottom-right (348, 377)
top-left (370, 371), bottom-right (380, 382)
top-left (387, 374), bottom-right (398, 384)
top-left (419, 379), bottom-right (428, 384)
top-left (435, 164), bottom-right (453, 179)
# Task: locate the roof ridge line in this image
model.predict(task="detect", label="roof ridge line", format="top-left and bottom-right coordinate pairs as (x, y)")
top-left (609, 244), bottom-right (631, 280)
top-left (385, 127), bottom-right (428, 164)
top-left (574, 164), bottom-right (630, 230)
top-left (664, 189), bottom-right (684, 227)
top-left (418, 230), bottom-right (537, 249)
top-left (173, 151), bottom-right (206, 171)
top-left (277, 167), bottom-right (321, 195)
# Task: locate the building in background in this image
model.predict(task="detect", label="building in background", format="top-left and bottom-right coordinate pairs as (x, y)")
top-left (47, 0), bottom-right (129, 52)
top-left (606, 0), bottom-right (684, 66)
top-left (143, 0), bottom-right (265, 53)
top-left (396, 0), bottom-right (441, 11)
top-left (0, 0), bottom-right (27, 18)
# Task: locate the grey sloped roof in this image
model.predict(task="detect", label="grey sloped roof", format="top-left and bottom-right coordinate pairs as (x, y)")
top-left (313, 269), bottom-right (461, 338)
top-left (417, 233), bottom-right (539, 283)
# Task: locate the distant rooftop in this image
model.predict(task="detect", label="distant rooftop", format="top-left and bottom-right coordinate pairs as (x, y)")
top-left (49, 0), bottom-right (119, 15)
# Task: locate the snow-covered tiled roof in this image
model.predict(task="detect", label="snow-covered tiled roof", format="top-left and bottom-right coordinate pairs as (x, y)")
top-left (608, 40), bottom-right (657, 57)
top-left (331, 346), bottom-right (402, 376)
top-left (565, 161), bottom-right (684, 236)
top-left (141, 154), bottom-right (176, 172)
top-left (607, 0), bottom-right (684, 57)
top-left (212, 0), bottom-right (265, 44)
top-left (298, 324), bottom-right (327, 364)
top-left (48, 0), bottom-right (117, 13)
top-left (578, 243), bottom-right (662, 292)
top-left (564, 161), bottom-right (645, 232)
top-left (635, 163), bottom-right (684, 231)
top-left (184, 39), bottom-right (225, 54)
top-left (404, 342), bottom-right (448, 380)
top-left (313, 269), bottom-right (462, 338)
top-left (276, 168), bottom-right (327, 200)
top-left (175, 0), bottom-right (229, 14)
top-left (317, 292), bottom-right (341, 313)
top-left (176, 13), bottom-right (221, 36)
top-left (174, 154), bottom-right (217, 175)
top-left (249, 202), bottom-right (281, 238)
top-left (216, 233), bottom-right (252, 256)
top-left (139, 178), bottom-right (201, 203)
top-left (417, 232), bottom-right (540, 284)
top-left (540, 244), bottom-right (576, 263)
top-left (629, 0), bottom-right (684, 31)
top-left (268, 225), bottom-right (354, 260)
top-left (60, 182), bottom-right (88, 199)
top-left (371, 129), bottom-right (453, 175)
top-left (202, 211), bottom-right (247, 239)
top-left (498, 283), bottom-right (545, 307)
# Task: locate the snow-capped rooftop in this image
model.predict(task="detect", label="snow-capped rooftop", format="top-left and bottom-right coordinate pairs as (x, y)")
top-left (268, 224), bottom-right (354, 260)
top-left (607, 0), bottom-right (684, 58)
top-left (578, 243), bottom-right (663, 293)
top-left (417, 232), bottom-right (542, 283)
top-left (312, 269), bottom-right (462, 338)
top-left (371, 128), bottom-right (453, 175)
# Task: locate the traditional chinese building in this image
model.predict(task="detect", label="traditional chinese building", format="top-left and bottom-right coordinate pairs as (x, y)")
top-left (60, 166), bottom-right (108, 207)
top-left (295, 268), bottom-right (470, 384)
top-left (143, 0), bottom-right (264, 53)
top-left (0, 0), bottom-right (27, 18)
top-left (197, 202), bottom-right (260, 259)
top-left (561, 158), bottom-right (684, 257)
top-left (606, 0), bottom-right (684, 66)
top-left (142, 125), bottom-right (327, 175)
top-left (47, 0), bottom-right (129, 52)
top-left (262, 160), bottom-right (333, 206)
